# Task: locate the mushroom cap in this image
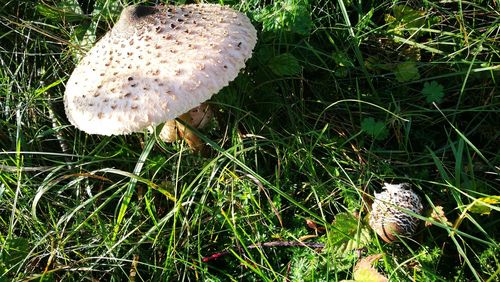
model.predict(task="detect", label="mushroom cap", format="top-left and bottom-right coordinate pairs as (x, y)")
top-left (368, 183), bottom-right (423, 243)
top-left (64, 4), bottom-right (257, 135)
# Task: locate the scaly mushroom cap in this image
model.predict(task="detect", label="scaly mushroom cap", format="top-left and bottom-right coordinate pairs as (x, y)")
top-left (369, 183), bottom-right (423, 243)
top-left (64, 4), bottom-right (257, 135)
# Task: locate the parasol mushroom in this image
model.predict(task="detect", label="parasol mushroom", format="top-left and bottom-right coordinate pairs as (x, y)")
top-left (64, 4), bottom-right (257, 149)
top-left (368, 183), bottom-right (423, 243)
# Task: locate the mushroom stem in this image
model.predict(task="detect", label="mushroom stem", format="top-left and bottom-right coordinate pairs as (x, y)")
top-left (176, 112), bottom-right (204, 152)
top-left (159, 103), bottom-right (213, 153)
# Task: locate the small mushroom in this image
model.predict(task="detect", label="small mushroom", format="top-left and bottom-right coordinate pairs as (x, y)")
top-left (369, 183), bottom-right (423, 243)
top-left (64, 4), bottom-right (257, 150)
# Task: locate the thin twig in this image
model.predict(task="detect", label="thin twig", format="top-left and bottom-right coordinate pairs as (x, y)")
top-left (202, 241), bottom-right (325, 262)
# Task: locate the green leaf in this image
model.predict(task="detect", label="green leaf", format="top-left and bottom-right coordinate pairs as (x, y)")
top-left (0, 238), bottom-right (31, 271)
top-left (268, 53), bottom-right (301, 77)
top-left (469, 196), bottom-right (500, 215)
top-left (361, 118), bottom-right (389, 140)
top-left (332, 52), bottom-right (355, 77)
top-left (327, 213), bottom-right (371, 256)
top-left (254, 0), bottom-right (312, 36)
top-left (356, 8), bottom-right (374, 33)
top-left (394, 61), bottom-right (420, 82)
top-left (386, 5), bottom-right (426, 36)
top-left (393, 5), bottom-right (425, 29)
top-left (36, 1), bottom-right (86, 23)
top-left (421, 81), bottom-right (445, 103)
top-left (332, 52), bottom-right (354, 68)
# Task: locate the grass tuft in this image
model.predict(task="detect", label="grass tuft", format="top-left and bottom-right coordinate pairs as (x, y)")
top-left (1, 0), bottom-right (499, 280)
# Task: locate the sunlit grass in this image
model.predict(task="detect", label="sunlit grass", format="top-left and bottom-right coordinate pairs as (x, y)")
top-left (1, 0), bottom-right (499, 281)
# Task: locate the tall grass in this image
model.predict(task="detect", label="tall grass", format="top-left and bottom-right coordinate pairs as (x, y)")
top-left (1, 0), bottom-right (498, 281)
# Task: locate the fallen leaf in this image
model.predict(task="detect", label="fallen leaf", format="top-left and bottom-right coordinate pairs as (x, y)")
top-left (306, 219), bottom-right (318, 230)
top-left (353, 254), bottom-right (388, 282)
top-left (426, 205), bottom-right (452, 227)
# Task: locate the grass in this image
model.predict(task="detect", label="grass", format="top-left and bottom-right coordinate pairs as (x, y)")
top-left (1, 0), bottom-right (499, 281)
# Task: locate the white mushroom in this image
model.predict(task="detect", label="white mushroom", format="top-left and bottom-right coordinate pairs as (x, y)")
top-left (369, 183), bottom-right (423, 243)
top-left (64, 4), bottom-right (257, 137)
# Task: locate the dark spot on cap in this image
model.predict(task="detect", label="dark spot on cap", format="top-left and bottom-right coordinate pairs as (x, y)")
top-left (132, 5), bottom-right (157, 19)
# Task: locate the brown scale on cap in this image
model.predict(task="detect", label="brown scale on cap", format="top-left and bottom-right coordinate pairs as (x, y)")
top-left (64, 3), bottom-right (257, 136)
top-left (369, 183), bottom-right (423, 243)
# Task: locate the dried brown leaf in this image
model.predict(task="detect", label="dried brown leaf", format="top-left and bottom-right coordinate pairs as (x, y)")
top-left (426, 205), bottom-right (452, 227)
